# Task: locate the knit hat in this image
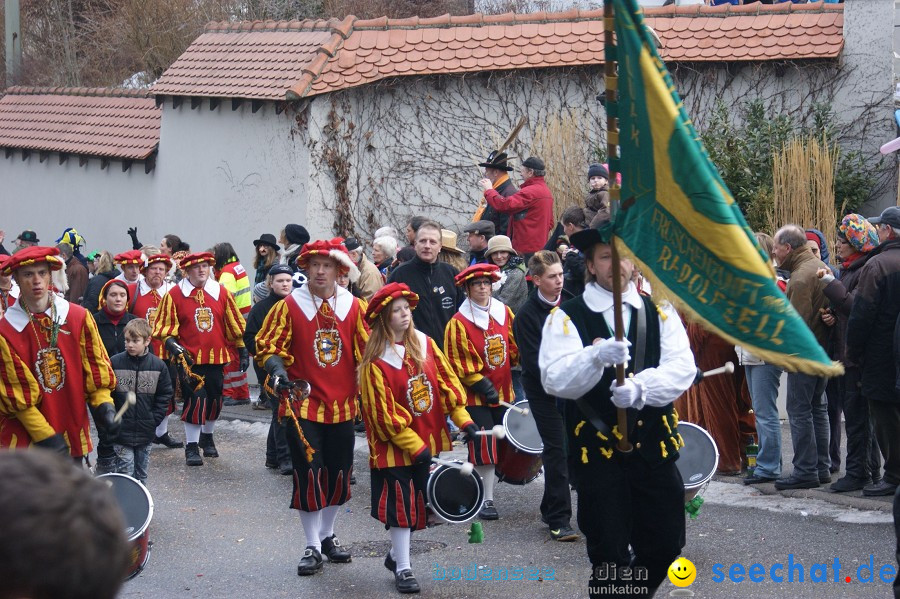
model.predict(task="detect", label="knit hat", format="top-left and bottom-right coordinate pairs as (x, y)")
top-left (522, 156), bottom-right (545, 171)
top-left (1, 246), bottom-right (63, 277)
top-left (179, 252), bottom-right (216, 269)
top-left (839, 214), bottom-right (879, 254)
top-left (297, 239), bottom-right (360, 282)
top-left (484, 235), bottom-right (517, 258)
top-left (114, 250), bottom-right (144, 266)
top-left (365, 283), bottom-right (419, 325)
top-left (588, 163), bottom-right (609, 180)
top-left (455, 263), bottom-right (501, 287)
top-left (284, 224), bottom-right (310, 246)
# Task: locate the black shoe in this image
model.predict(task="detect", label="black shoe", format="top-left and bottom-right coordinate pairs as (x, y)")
top-left (350, 473), bottom-right (357, 485)
top-left (185, 443), bottom-right (203, 466)
top-left (153, 433), bottom-right (184, 448)
top-left (223, 398), bottom-right (250, 407)
top-left (265, 459), bottom-right (278, 470)
top-left (774, 476), bottom-right (819, 490)
top-left (394, 569), bottom-right (421, 594)
top-left (550, 525), bottom-right (579, 542)
top-left (297, 546), bottom-right (323, 576)
top-left (279, 462), bottom-right (293, 476)
top-left (384, 551), bottom-right (397, 573)
top-left (320, 535), bottom-right (352, 563)
top-left (478, 500), bottom-right (498, 520)
top-left (830, 476), bottom-right (870, 493)
top-left (863, 479), bottom-right (898, 496)
top-left (198, 432), bottom-right (219, 458)
top-left (819, 473), bottom-right (832, 484)
top-left (743, 473), bottom-right (777, 485)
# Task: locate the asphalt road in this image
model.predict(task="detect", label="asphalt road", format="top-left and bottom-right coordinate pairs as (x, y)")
top-left (114, 414), bottom-right (897, 599)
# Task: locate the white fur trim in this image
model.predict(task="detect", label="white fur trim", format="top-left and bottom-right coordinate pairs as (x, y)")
top-left (330, 250), bottom-right (360, 283)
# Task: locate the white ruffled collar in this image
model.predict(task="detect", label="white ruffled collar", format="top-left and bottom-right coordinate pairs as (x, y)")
top-left (138, 279), bottom-right (173, 297)
top-left (178, 277), bottom-right (220, 300)
top-left (5, 294), bottom-right (70, 333)
top-left (291, 284), bottom-right (353, 321)
top-left (380, 330), bottom-right (428, 370)
top-left (458, 297), bottom-right (506, 330)
top-left (582, 282), bottom-right (643, 313)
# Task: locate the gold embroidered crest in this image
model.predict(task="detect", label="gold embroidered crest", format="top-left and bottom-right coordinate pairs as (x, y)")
top-left (145, 307), bottom-right (158, 329)
top-left (35, 347), bottom-right (66, 393)
top-left (484, 334), bottom-right (507, 370)
top-left (406, 373), bottom-right (433, 415)
top-left (314, 329), bottom-right (342, 367)
top-left (194, 307), bottom-right (214, 333)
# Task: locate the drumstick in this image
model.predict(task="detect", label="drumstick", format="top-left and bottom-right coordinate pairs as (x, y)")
top-left (431, 457), bottom-right (475, 476)
top-left (499, 400), bottom-right (529, 416)
top-left (114, 392), bottom-right (137, 423)
top-left (695, 361), bottom-right (735, 383)
top-left (474, 425), bottom-right (506, 440)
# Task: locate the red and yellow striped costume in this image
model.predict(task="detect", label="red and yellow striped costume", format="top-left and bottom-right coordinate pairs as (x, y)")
top-left (255, 286), bottom-right (368, 423)
top-left (130, 280), bottom-right (173, 358)
top-left (443, 299), bottom-right (519, 406)
top-left (359, 330), bottom-right (473, 469)
top-left (151, 279), bottom-right (245, 362)
top-left (0, 296), bottom-right (116, 457)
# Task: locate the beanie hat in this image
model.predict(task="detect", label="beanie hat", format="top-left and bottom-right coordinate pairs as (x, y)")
top-left (284, 224), bottom-right (310, 246)
top-left (839, 214), bottom-right (879, 254)
top-left (588, 163), bottom-right (609, 180)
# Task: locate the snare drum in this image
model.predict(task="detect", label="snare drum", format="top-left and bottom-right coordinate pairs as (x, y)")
top-left (675, 422), bottom-right (719, 502)
top-left (426, 461), bottom-right (484, 524)
top-left (98, 473), bottom-right (154, 580)
top-left (496, 400), bottom-right (543, 485)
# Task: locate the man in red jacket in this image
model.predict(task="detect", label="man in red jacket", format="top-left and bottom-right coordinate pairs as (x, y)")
top-left (480, 156), bottom-right (554, 259)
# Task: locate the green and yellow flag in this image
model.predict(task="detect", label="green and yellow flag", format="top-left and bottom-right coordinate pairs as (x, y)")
top-left (607, 0), bottom-right (841, 376)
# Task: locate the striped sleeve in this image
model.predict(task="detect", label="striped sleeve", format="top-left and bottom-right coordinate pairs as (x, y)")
top-left (152, 291), bottom-right (179, 343)
top-left (80, 311), bottom-right (116, 408)
top-left (352, 307), bottom-right (370, 364)
top-left (431, 339), bottom-right (474, 430)
top-left (221, 288), bottom-right (247, 347)
top-left (254, 301), bottom-right (294, 367)
top-left (507, 307), bottom-right (520, 368)
top-left (359, 362), bottom-right (424, 454)
top-left (443, 317), bottom-right (485, 386)
top-left (0, 335), bottom-right (42, 415)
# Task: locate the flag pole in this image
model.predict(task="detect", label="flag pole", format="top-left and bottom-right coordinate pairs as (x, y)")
top-left (604, 0), bottom-right (632, 453)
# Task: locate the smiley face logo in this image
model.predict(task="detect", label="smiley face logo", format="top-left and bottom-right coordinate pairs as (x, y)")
top-left (668, 557), bottom-right (696, 587)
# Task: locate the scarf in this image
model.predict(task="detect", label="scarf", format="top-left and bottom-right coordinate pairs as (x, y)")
top-left (102, 305), bottom-right (125, 326)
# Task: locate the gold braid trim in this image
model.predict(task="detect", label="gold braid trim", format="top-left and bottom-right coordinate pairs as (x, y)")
top-left (266, 375), bottom-right (315, 463)
top-left (176, 353), bottom-right (205, 389)
top-left (574, 420), bottom-right (585, 437)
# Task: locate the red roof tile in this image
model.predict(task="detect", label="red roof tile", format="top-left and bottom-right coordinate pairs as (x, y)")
top-left (152, 3), bottom-right (843, 102)
top-left (0, 87), bottom-right (160, 160)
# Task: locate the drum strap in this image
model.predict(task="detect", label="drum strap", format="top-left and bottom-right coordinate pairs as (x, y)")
top-left (575, 303), bottom-right (648, 438)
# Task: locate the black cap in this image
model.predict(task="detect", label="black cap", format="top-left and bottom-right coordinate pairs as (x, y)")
top-left (870, 206), bottom-right (900, 229)
top-left (343, 237), bottom-right (362, 252)
top-left (463, 220), bottom-right (496, 237)
top-left (569, 218), bottom-right (614, 253)
top-left (522, 156), bottom-right (545, 171)
top-left (478, 150), bottom-right (513, 172)
top-left (253, 233), bottom-right (280, 251)
top-left (17, 230), bottom-right (39, 243)
top-left (268, 264), bottom-right (294, 277)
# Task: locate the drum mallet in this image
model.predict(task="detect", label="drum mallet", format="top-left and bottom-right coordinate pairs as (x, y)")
top-left (474, 425), bottom-right (506, 440)
top-left (431, 457), bottom-right (475, 476)
top-left (114, 392), bottom-right (137, 423)
top-left (499, 400), bottom-right (529, 416)
top-left (693, 361), bottom-right (734, 385)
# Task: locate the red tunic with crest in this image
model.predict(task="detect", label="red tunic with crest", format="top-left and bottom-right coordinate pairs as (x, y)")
top-left (0, 296), bottom-right (116, 457)
top-left (359, 331), bottom-right (474, 469)
top-left (151, 279), bottom-right (245, 364)
top-left (255, 285), bottom-right (368, 424)
top-left (130, 280), bottom-right (173, 358)
top-left (443, 298), bottom-right (519, 407)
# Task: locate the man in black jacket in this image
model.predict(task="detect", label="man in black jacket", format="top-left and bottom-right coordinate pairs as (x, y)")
top-left (848, 206), bottom-right (900, 497)
top-left (477, 151), bottom-right (518, 237)
top-left (387, 221), bottom-right (463, 347)
top-left (245, 264), bottom-right (295, 475)
top-left (512, 250), bottom-right (578, 542)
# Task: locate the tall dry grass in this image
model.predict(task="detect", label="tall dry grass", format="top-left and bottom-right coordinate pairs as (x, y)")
top-left (531, 109), bottom-right (593, 222)
top-left (770, 136), bottom-right (840, 251)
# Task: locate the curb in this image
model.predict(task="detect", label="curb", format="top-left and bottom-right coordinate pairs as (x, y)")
top-left (714, 474), bottom-right (894, 513)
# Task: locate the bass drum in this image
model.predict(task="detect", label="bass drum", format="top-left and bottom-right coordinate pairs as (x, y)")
top-left (98, 473), bottom-right (154, 580)
top-left (675, 422), bottom-right (719, 502)
top-left (426, 461), bottom-right (484, 524)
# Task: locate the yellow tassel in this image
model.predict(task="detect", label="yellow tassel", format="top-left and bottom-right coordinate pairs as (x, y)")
top-left (661, 415), bottom-right (672, 435)
top-left (655, 303), bottom-right (668, 321)
top-left (670, 436), bottom-right (679, 449)
top-left (574, 420), bottom-right (585, 437)
top-left (677, 433), bottom-right (685, 447)
top-left (596, 430), bottom-right (608, 441)
top-left (563, 316), bottom-right (571, 336)
top-left (612, 425), bottom-right (623, 441)
top-left (581, 447), bottom-right (589, 464)
top-left (659, 441), bottom-right (668, 459)
top-left (672, 409), bottom-right (679, 425)
top-left (600, 447), bottom-right (613, 459)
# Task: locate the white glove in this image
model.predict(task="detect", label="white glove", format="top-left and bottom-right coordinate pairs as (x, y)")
top-left (609, 378), bottom-right (644, 409)
top-left (592, 338), bottom-right (631, 367)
